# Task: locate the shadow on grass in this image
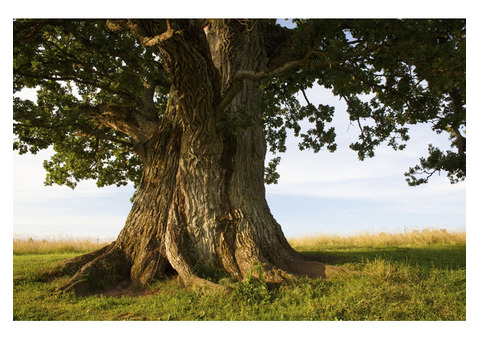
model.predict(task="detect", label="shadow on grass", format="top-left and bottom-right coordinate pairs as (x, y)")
top-left (302, 244), bottom-right (466, 271)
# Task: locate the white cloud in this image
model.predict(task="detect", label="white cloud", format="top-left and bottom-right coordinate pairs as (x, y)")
top-left (13, 148), bottom-right (135, 203)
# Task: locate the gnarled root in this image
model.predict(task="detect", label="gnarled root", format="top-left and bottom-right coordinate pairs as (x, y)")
top-left (180, 274), bottom-right (233, 293)
top-left (234, 255), bottom-right (349, 286)
top-left (55, 244), bottom-right (132, 295)
top-left (46, 229), bottom-right (348, 297)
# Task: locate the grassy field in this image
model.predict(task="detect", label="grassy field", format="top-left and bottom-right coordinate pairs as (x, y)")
top-left (13, 229), bottom-right (466, 321)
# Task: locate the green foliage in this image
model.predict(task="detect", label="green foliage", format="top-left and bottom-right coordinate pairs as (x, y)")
top-left (264, 156), bottom-right (281, 184)
top-left (235, 263), bottom-right (272, 305)
top-left (405, 142), bottom-right (466, 186)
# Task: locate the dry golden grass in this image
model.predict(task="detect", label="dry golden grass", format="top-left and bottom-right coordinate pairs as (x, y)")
top-left (13, 228), bottom-right (466, 255)
top-left (288, 228), bottom-right (466, 250)
top-left (13, 236), bottom-right (112, 254)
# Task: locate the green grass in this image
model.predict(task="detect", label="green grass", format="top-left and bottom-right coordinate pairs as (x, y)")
top-left (13, 229), bottom-right (466, 321)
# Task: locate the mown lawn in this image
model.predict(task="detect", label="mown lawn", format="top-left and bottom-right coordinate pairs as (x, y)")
top-left (13, 230), bottom-right (466, 321)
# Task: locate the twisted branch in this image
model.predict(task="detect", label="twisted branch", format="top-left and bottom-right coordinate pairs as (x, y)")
top-left (80, 103), bottom-right (158, 143)
top-left (215, 50), bottom-right (331, 115)
top-left (216, 58), bottom-right (306, 115)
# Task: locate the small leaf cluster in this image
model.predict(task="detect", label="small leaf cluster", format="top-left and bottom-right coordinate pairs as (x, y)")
top-left (405, 144), bottom-right (466, 186)
top-left (235, 263), bottom-right (272, 305)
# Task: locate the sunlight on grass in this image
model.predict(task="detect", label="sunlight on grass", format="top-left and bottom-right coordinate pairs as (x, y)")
top-left (13, 228), bottom-right (466, 321)
top-left (13, 235), bottom-right (113, 255)
top-left (287, 228), bottom-right (466, 251)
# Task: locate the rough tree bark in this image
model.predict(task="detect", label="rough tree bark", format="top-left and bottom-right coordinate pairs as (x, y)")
top-left (54, 19), bottom-right (345, 295)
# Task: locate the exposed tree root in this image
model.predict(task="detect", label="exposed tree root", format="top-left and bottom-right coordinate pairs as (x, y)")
top-left (181, 274), bottom-right (233, 293)
top-left (46, 251), bottom-right (348, 297)
top-left (38, 244), bottom-right (113, 279)
top-left (231, 252), bottom-right (349, 285)
top-left (44, 229), bottom-right (349, 297)
top-left (55, 245), bottom-right (131, 296)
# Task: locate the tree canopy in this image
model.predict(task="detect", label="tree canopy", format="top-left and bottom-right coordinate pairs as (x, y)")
top-left (14, 19), bottom-right (466, 190)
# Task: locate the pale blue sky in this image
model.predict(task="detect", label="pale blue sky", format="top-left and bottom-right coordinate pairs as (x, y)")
top-left (13, 84), bottom-right (466, 240)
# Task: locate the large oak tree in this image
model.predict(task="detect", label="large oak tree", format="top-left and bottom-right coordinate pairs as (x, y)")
top-left (13, 19), bottom-right (465, 294)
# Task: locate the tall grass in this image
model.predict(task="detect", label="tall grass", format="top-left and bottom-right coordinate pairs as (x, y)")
top-left (13, 236), bottom-right (112, 255)
top-left (13, 228), bottom-right (465, 254)
top-left (288, 228), bottom-right (466, 250)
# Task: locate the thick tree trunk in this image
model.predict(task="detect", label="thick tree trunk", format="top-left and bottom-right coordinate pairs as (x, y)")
top-left (55, 20), bottom-right (344, 295)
